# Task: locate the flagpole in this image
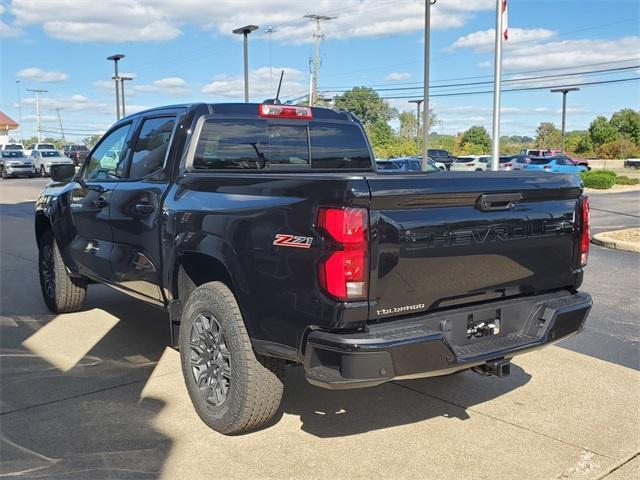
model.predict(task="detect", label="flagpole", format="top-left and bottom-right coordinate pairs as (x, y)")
top-left (490, 0), bottom-right (504, 171)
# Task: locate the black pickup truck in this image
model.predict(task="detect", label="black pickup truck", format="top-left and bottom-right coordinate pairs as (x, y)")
top-left (35, 102), bottom-right (592, 434)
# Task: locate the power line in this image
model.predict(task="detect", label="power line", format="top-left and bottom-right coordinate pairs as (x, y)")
top-left (368, 77), bottom-right (640, 100)
top-left (321, 64), bottom-right (640, 93)
top-left (321, 58), bottom-right (640, 89)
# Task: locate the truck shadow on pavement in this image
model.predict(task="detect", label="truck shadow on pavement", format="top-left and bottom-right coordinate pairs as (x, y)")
top-left (280, 363), bottom-right (531, 438)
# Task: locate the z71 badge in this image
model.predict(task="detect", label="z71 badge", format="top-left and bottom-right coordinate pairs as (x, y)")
top-left (273, 234), bottom-right (313, 249)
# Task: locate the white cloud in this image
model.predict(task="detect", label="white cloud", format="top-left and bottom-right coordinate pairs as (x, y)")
top-left (8, 0), bottom-right (494, 43)
top-left (93, 76), bottom-right (188, 97)
top-left (386, 72), bottom-right (411, 82)
top-left (452, 28), bottom-right (556, 51)
top-left (500, 36), bottom-right (640, 70)
top-left (202, 66), bottom-right (306, 100)
top-left (16, 67), bottom-right (68, 82)
top-left (21, 93), bottom-right (109, 113)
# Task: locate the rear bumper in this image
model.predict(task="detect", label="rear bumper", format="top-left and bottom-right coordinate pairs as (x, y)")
top-left (304, 291), bottom-right (592, 389)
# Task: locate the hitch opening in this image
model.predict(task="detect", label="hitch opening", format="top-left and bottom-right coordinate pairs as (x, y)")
top-left (472, 358), bottom-right (511, 377)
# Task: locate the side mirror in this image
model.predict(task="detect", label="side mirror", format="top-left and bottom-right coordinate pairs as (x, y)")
top-left (50, 164), bottom-right (76, 183)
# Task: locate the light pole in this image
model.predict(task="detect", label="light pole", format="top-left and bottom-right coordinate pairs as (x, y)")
top-left (15, 80), bottom-right (23, 143)
top-left (107, 54), bottom-right (125, 120)
top-left (409, 99), bottom-right (423, 154)
top-left (266, 27), bottom-right (275, 91)
top-left (117, 76), bottom-right (134, 117)
top-left (551, 87), bottom-right (580, 152)
top-left (232, 25), bottom-right (259, 103)
top-left (421, 0), bottom-right (436, 171)
top-left (26, 88), bottom-right (47, 142)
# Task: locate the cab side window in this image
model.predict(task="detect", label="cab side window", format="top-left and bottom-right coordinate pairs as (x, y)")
top-left (83, 124), bottom-right (132, 181)
top-left (128, 117), bottom-right (175, 179)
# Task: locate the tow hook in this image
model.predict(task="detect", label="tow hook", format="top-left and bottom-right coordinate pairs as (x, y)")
top-left (472, 358), bottom-right (511, 377)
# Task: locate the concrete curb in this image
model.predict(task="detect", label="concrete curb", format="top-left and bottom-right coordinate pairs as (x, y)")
top-left (592, 231), bottom-right (640, 253)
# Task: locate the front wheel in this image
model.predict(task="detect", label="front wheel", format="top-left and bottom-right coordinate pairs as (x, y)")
top-left (1, 167), bottom-right (7, 179)
top-left (39, 165), bottom-right (47, 177)
top-left (38, 230), bottom-right (87, 313)
top-left (179, 281), bottom-right (284, 435)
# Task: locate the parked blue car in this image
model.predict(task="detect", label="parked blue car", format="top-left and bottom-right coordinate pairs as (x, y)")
top-left (524, 156), bottom-right (588, 173)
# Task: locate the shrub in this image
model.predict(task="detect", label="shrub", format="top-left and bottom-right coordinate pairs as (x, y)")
top-left (582, 173), bottom-right (615, 189)
top-left (615, 175), bottom-right (640, 185)
top-left (593, 169), bottom-right (617, 178)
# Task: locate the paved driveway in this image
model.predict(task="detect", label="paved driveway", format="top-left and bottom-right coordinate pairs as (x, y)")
top-left (1, 179), bottom-right (638, 479)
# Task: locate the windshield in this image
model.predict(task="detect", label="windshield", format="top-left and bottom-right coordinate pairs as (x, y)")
top-left (376, 161), bottom-right (402, 170)
top-left (530, 158), bottom-right (552, 165)
top-left (3, 144), bottom-right (23, 150)
top-left (2, 151), bottom-right (25, 158)
top-left (38, 144), bottom-right (56, 150)
top-left (41, 151), bottom-right (64, 158)
top-left (499, 157), bottom-right (513, 163)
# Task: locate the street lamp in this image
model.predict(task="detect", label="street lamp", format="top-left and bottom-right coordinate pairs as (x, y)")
top-left (551, 87), bottom-right (580, 152)
top-left (409, 99), bottom-right (424, 154)
top-left (116, 76), bottom-right (134, 117)
top-left (232, 25), bottom-right (259, 103)
top-left (107, 54), bottom-right (125, 120)
top-left (15, 80), bottom-right (23, 143)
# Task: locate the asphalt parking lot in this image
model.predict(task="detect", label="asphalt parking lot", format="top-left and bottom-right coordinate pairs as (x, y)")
top-left (1, 178), bottom-right (638, 479)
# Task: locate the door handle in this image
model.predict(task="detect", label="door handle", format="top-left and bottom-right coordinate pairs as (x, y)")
top-left (476, 193), bottom-right (522, 212)
top-left (93, 197), bottom-right (109, 209)
top-left (133, 202), bottom-right (155, 216)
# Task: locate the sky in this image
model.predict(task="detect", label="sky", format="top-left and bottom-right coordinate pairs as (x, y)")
top-left (1, 0), bottom-right (639, 142)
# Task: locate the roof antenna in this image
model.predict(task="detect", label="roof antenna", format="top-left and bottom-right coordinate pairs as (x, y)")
top-left (264, 70), bottom-right (284, 104)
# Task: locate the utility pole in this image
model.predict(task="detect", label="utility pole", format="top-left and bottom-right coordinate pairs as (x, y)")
top-left (233, 25), bottom-right (259, 103)
top-left (409, 99), bottom-right (424, 153)
top-left (107, 54), bottom-right (125, 120)
top-left (54, 108), bottom-right (65, 142)
top-left (26, 89), bottom-right (47, 142)
top-left (304, 14), bottom-right (336, 106)
top-left (118, 76), bottom-right (134, 117)
top-left (551, 87), bottom-right (579, 152)
top-left (421, 1), bottom-right (435, 171)
top-left (15, 80), bottom-right (23, 143)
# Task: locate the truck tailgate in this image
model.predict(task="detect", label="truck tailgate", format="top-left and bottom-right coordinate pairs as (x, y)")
top-left (366, 171), bottom-right (584, 320)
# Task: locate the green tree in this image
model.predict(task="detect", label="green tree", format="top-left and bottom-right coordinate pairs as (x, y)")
top-left (535, 122), bottom-right (561, 148)
top-left (83, 134), bottom-right (102, 147)
top-left (398, 112), bottom-right (417, 139)
top-left (588, 116), bottom-right (618, 146)
top-left (460, 126), bottom-right (491, 154)
top-left (334, 87), bottom-right (396, 126)
top-left (610, 108), bottom-right (640, 146)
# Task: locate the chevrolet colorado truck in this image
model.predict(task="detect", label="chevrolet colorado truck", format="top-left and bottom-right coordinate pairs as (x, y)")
top-left (35, 103), bottom-right (592, 434)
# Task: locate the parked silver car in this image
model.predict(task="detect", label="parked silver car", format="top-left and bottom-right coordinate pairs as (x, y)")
top-left (0, 150), bottom-right (36, 178)
top-left (31, 150), bottom-right (74, 177)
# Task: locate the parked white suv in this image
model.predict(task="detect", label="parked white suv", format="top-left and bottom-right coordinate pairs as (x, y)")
top-left (1, 143), bottom-right (25, 151)
top-left (450, 155), bottom-right (491, 172)
top-left (31, 150), bottom-right (74, 177)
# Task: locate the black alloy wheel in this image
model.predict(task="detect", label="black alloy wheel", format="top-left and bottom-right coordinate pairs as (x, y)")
top-left (189, 313), bottom-right (232, 406)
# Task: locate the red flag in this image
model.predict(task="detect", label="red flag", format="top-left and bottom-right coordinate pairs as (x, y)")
top-left (502, 0), bottom-right (509, 41)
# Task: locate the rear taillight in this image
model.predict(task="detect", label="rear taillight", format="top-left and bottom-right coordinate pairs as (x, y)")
top-left (259, 104), bottom-right (313, 119)
top-left (543, 165), bottom-right (552, 170)
top-left (579, 196), bottom-right (590, 267)
top-left (468, 163), bottom-right (475, 166)
top-left (504, 163), bottom-right (512, 168)
top-left (316, 207), bottom-right (368, 301)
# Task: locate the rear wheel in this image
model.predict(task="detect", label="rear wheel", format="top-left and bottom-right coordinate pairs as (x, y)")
top-left (38, 230), bottom-right (87, 313)
top-left (1, 166), bottom-right (7, 179)
top-left (179, 281), bottom-right (284, 435)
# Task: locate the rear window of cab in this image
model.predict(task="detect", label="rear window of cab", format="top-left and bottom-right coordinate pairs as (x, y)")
top-left (192, 119), bottom-right (372, 171)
